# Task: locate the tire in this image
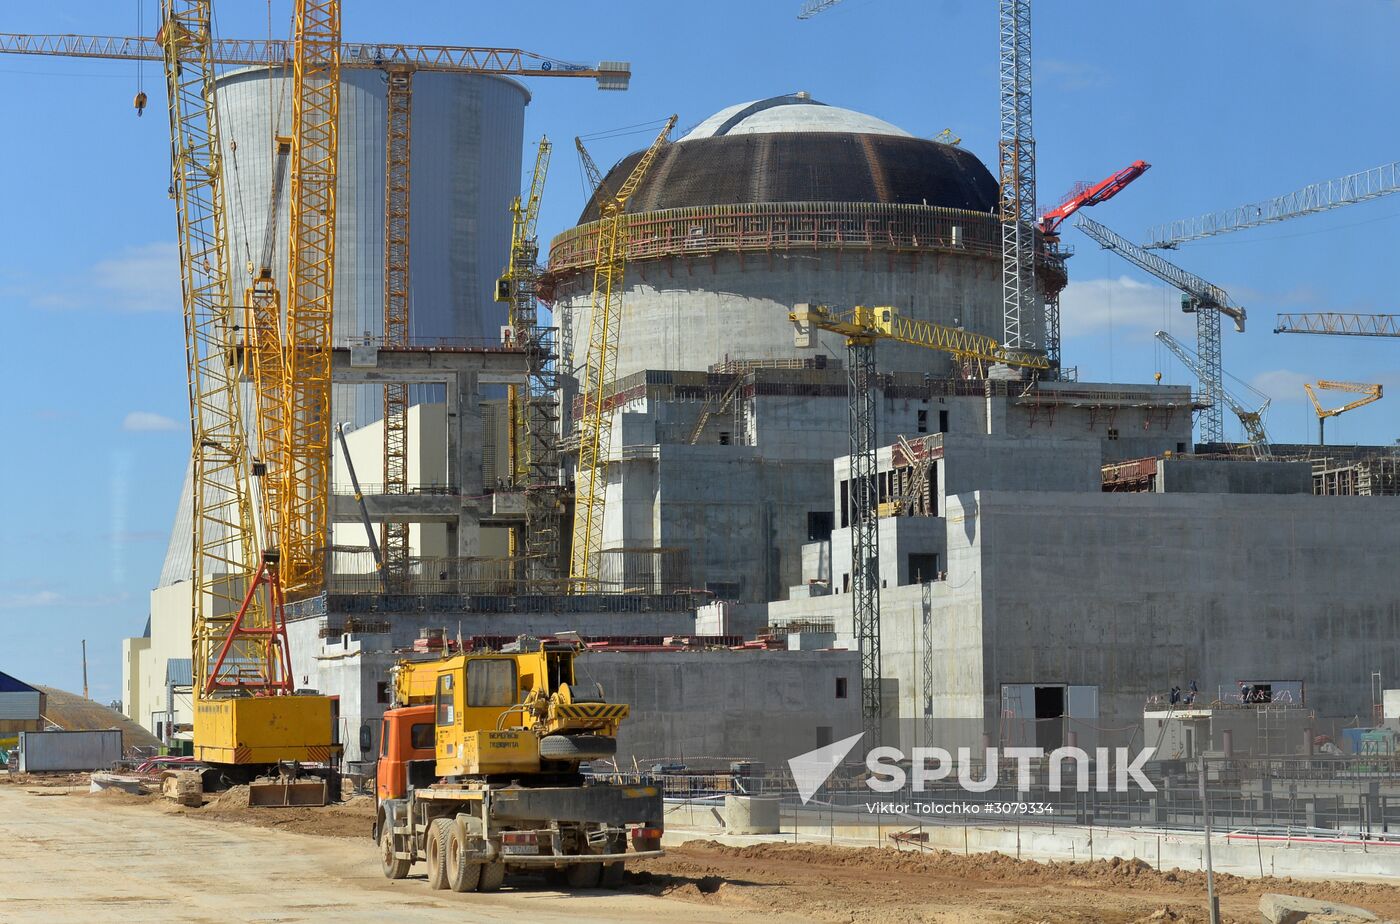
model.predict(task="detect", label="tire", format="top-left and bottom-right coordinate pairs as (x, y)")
top-left (565, 861), bottom-right (602, 889)
top-left (600, 833), bottom-right (626, 887)
top-left (380, 825), bottom-right (410, 880)
top-left (477, 859), bottom-right (505, 892)
top-left (426, 818), bottom-right (452, 890)
top-left (445, 824), bottom-right (481, 893)
top-left (538, 734), bottom-right (618, 761)
top-left (600, 861), bottom-right (625, 888)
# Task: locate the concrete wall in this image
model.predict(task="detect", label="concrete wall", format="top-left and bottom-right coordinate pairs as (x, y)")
top-left (580, 648), bottom-right (863, 768)
top-left (975, 490), bottom-right (1400, 727)
top-left (555, 247), bottom-right (1030, 390)
top-left (1156, 458), bottom-right (1314, 495)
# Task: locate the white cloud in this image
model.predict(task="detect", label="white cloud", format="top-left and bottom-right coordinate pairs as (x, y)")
top-left (1060, 275), bottom-right (1179, 338)
top-left (1250, 369), bottom-right (1313, 403)
top-left (10, 242), bottom-right (182, 314)
top-left (0, 589), bottom-right (130, 610)
top-left (122, 411), bottom-right (179, 432)
top-left (0, 590), bottom-right (61, 609)
top-left (92, 242), bottom-right (182, 312)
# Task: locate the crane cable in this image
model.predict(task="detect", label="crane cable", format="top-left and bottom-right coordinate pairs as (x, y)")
top-left (133, 1), bottom-right (147, 115)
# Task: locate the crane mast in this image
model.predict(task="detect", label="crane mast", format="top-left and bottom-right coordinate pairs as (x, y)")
top-left (1075, 215), bottom-right (1246, 444)
top-left (998, 0), bottom-right (1037, 354)
top-left (380, 66), bottom-right (413, 582)
top-left (569, 116), bottom-right (677, 591)
top-left (791, 304), bottom-right (1047, 743)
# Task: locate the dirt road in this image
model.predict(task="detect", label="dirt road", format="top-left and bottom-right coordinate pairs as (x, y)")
top-left (0, 787), bottom-right (773, 924)
top-left (4, 785), bottom-right (1400, 923)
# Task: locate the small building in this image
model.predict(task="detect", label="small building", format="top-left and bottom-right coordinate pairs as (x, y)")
top-left (0, 671), bottom-right (45, 737)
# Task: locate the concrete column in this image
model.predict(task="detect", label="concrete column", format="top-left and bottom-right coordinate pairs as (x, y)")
top-left (1221, 729), bottom-right (1233, 758)
top-left (1303, 727), bottom-right (1314, 756)
top-left (453, 370), bottom-right (482, 559)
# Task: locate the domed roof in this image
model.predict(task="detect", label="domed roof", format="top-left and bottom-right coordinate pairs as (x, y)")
top-left (678, 92), bottom-right (912, 141)
top-left (576, 94), bottom-right (998, 223)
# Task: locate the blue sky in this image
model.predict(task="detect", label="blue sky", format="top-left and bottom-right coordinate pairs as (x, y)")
top-left (2, 1), bottom-right (1396, 700)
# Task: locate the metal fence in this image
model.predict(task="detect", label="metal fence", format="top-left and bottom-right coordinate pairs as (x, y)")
top-left (648, 757), bottom-right (1400, 840)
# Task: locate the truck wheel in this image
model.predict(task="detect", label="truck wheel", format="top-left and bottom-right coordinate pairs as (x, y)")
top-left (600, 862), bottom-right (625, 887)
top-left (476, 859), bottom-right (505, 892)
top-left (380, 826), bottom-right (410, 880)
top-left (565, 862), bottom-right (602, 889)
top-left (539, 734), bottom-right (618, 761)
top-left (426, 818), bottom-right (453, 890)
top-left (445, 825), bottom-right (481, 893)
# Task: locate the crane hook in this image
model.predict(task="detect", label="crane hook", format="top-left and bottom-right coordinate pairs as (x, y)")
top-left (134, 91), bottom-right (148, 117)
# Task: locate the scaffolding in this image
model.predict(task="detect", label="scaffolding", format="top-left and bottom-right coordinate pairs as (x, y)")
top-left (545, 201), bottom-right (1066, 286)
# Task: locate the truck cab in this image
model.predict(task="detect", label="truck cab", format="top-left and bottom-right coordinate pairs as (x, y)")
top-left (376, 704), bottom-right (436, 802)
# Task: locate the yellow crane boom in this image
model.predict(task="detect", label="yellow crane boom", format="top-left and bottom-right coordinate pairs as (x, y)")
top-left (1304, 380), bottom-right (1383, 446)
top-left (160, 0), bottom-right (270, 696)
top-left (569, 116), bottom-right (677, 590)
top-left (280, 0), bottom-right (340, 597)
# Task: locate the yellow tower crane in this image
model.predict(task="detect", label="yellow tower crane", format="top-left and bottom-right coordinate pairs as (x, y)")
top-left (159, 0), bottom-right (335, 779)
top-left (496, 137), bottom-right (556, 585)
top-left (569, 116), bottom-right (677, 591)
top-left (789, 304), bottom-right (1047, 743)
top-left (1304, 380), bottom-right (1383, 446)
top-left (379, 66), bottom-right (413, 582)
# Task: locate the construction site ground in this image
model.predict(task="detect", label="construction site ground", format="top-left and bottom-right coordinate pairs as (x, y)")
top-left (3, 782), bottom-right (1400, 923)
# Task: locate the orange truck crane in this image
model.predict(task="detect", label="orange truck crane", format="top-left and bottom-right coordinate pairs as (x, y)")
top-left (373, 636), bottom-right (664, 893)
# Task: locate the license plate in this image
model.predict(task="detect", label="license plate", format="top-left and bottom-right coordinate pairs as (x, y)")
top-left (502, 844), bottom-right (539, 855)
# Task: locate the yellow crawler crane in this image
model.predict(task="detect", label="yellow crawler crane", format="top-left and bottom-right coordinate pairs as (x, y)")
top-left (1304, 380), bottom-right (1383, 446)
top-left (159, 0), bottom-right (335, 786)
top-left (569, 116), bottom-right (677, 590)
